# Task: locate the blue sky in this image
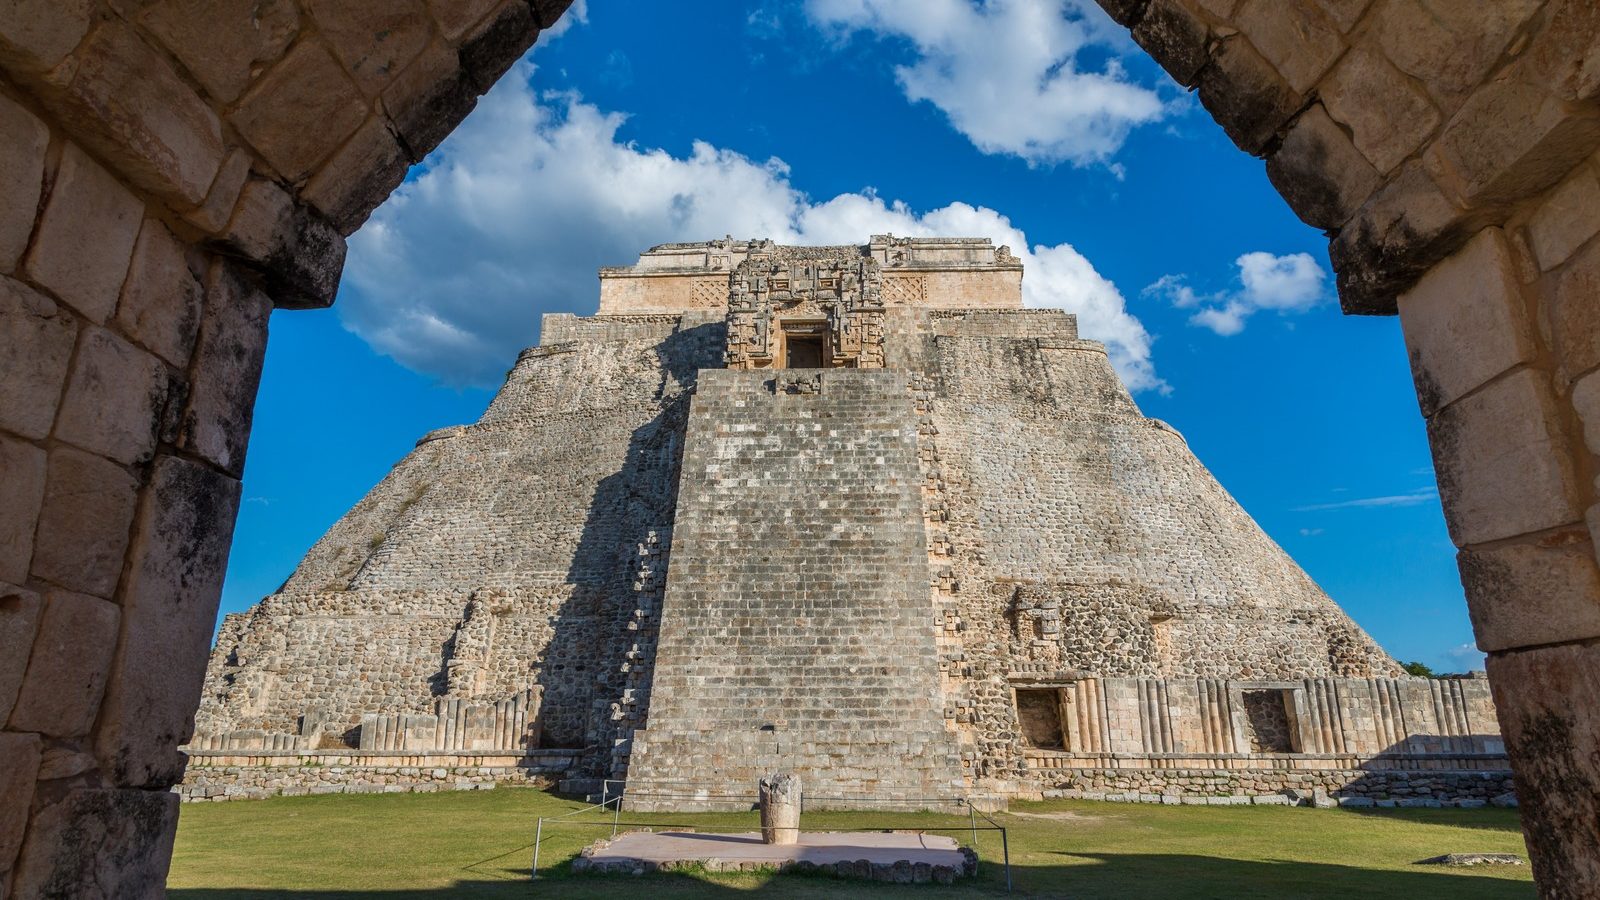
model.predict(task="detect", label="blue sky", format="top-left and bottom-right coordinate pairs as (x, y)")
top-left (222, 0), bottom-right (1483, 672)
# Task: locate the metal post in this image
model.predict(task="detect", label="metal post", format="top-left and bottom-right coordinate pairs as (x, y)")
top-left (531, 816), bottom-right (544, 880)
top-left (968, 799), bottom-right (978, 849)
top-left (1001, 826), bottom-right (1011, 893)
top-left (612, 791), bottom-right (621, 838)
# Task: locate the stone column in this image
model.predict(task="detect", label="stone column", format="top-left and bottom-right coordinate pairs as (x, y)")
top-left (758, 773), bottom-right (801, 845)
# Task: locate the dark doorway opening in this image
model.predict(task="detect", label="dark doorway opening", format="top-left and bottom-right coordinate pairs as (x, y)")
top-left (785, 335), bottom-right (824, 368)
top-left (1016, 688), bottom-right (1066, 749)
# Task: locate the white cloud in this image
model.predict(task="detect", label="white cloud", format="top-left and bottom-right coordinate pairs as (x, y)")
top-left (341, 67), bottom-right (1163, 392)
top-left (1143, 252), bottom-right (1329, 336)
top-left (1445, 643), bottom-right (1486, 672)
top-left (1291, 487), bottom-right (1438, 512)
top-left (804, 0), bottom-right (1167, 166)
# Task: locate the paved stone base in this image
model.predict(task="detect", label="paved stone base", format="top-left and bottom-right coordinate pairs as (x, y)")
top-left (569, 830), bottom-right (977, 883)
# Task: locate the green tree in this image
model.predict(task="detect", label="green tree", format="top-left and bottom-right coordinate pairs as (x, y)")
top-left (1400, 660), bottom-right (1436, 678)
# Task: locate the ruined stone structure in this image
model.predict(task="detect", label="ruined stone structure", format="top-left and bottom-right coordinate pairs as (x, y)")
top-left (1, 0), bottom-right (1598, 895)
top-left (187, 238), bottom-right (1507, 813)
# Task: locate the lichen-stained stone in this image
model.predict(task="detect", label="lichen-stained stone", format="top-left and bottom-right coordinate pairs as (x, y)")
top-left (0, 584), bottom-right (43, 723)
top-left (0, 731), bottom-right (40, 873)
top-left (1460, 529), bottom-right (1600, 652)
top-left (1528, 161), bottom-right (1600, 271)
top-left (1430, 73), bottom-right (1600, 209)
top-left (178, 262), bottom-right (270, 476)
top-left (1266, 104), bottom-right (1381, 230)
top-left (95, 455), bottom-right (240, 788)
top-left (1428, 368), bottom-right (1582, 546)
top-left (459, 0), bottom-right (537, 92)
top-left (116, 219), bottom-right (202, 368)
top-left (1486, 643), bottom-right (1600, 892)
top-left (0, 0), bottom-right (90, 74)
top-left (1330, 161), bottom-right (1469, 314)
top-left (52, 21), bottom-right (224, 207)
top-left (1551, 238), bottom-right (1600, 379)
top-left (302, 116), bottom-right (408, 234)
top-left (1397, 229), bottom-right (1536, 416)
top-left (1234, 0), bottom-right (1345, 95)
top-left (7, 588), bottom-right (120, 737)
top-left (1098, 0), bottom-right (1150, 26)
top-left (219, 178), bottom-right (347, 307)
top-left (530, 0), bottom-right (578, 29)
top-left (0, 437), bottom-right (46, 586)
top-left (135, 0), bottom-right (300, 104)
top-left (0, 91), bottom-right (48, 273)
top-left (21, 144), bottom-right (143, 324)
top-left (8, 788), bottom-right (178, 899)
top-left (1372, 0), bottom-right (1543, 110)
top-left (1320, 48), bottom-right (1440, 174)
top-left (0, 276), bottom-right (76, 441)
top-left (380, 39), bottom-right (476, 164)
top-left (1130, 0), bottom-right (1208, 88)
top-left (30, 446), bottom-right (139, 598)
top-left (54, 326), bottom-right (172, 466)
top-left (305, 0), bottom-right (431, 98)
top-left (229, 39), bottom-right (369, 183)
top-left (1196, 35), bottom-right (1301, 156)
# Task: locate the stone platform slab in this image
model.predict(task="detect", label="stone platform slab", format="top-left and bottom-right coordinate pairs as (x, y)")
top-left (570, 830), bottom-right (976, 883)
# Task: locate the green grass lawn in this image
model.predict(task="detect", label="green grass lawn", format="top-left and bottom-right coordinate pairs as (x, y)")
top-left (168, 787), bottom-right (1535, 899)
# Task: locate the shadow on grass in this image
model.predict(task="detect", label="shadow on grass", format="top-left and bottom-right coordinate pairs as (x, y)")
top-left (169, 851), bottom-right (1537, 900)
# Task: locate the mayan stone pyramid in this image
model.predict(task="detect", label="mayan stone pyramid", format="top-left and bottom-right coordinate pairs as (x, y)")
top-left (197, 236), bottom-right (1412, 804)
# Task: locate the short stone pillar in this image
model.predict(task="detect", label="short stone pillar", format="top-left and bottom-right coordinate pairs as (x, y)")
top-left (759, 772), bottom-right (801, 845)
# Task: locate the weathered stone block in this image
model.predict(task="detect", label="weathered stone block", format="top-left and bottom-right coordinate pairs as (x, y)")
top-left (116, 218), bottom-right (203, 368)
top-left (178, 262), bottom-right (271, 476)
top-left (1312, 0), bottom-right (1371, 33)
top-left (1320, 48), bottom-right (1440, 173)
top-left (1431, 74), bottom-right (1600, 209)
top-left (53, 21), bottom-right (225, 206)
top-left (0, 92), bottom-right (48, 272)
top-left (1574, 370), bottom-right (1600, 455)
top-left (0, 0), bottom-right (90, 73)
top-left (1373, 0), bottom-right (1542, 110)
top-left (54, 326), bottom-right (172, 466)
top-left (1397, 229), bottom-right (1536, 416)
top-left (1097, 0), bottom-right (1150, 27)
top-left (0, 437), bottom-right (46, 586)
top-left (301, 116), bottom-right (409, 234)
top-left (30, 446), bottom-right (139, 598)
top-left (0, 583), bottom-right (42, 723)
top-left (181, 147), bottom-right (252, 237)
top-left (1521, 0), bottom-right (1600, 104)
top-left (219, 179), bottom-right (347, 307)
top-left (1235, 0), bottom-right (1344, 95)
top-left (0, 276), bottom-right (76, 440)
top-left (1196, 35), bottom-right (1300, 156)
top-left (427, 0), bottom-right (504, 40)
top-left (1485, 643), bottom-right (1600, 892)
top-left (380, 39), bottom-right (477, 163)
top-left (0, 731), bottom-right (40, 873)
top-left (1130, 0), bottom-right (1208, 88)
top-left (1527, 161), bottom-right (1600, 271)
top-left (137, 0), bottom-right (300, 104)
top-left (7, 588), bottom-right (120, 737)
top-left (1429, 368), bottom-right (1582, 546)
top-left (8, 788), bottom-right (178, 897)
top-left (459, 0), bottom-right (538, 92)
top-left (22, 143), bottom-right (143, 323)
top-left (1460, 528), bottom-right (1600, 652)
top-left (531, 0), bottom-right (578, 29)
top-left (1266, 104), bottom-right (1380, 231)
top-left (229, 39), bottom-right (369, 182)
top-left (306, 0), bottom-right (431, 98)
top-left (96, 455), bottom-right (240, 787)
top-left (1551, 238), bottom-right (1600, 378)
top-left (1330, 161), bottom-right (1469, 314)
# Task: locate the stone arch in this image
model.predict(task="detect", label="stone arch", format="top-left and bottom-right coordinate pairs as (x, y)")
top-left (0, 0), bottom-right (1595, 894)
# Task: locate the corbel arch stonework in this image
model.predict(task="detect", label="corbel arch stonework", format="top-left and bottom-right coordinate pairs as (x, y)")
top-left (0, 0), bottom-right (1596, 894)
